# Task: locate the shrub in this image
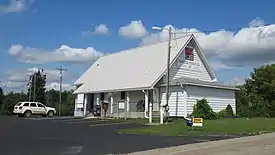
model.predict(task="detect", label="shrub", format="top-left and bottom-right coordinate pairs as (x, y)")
top-left (191, 98), bottom-right (217, 120)
top-left (225, 104), bottom-right (234, 116)
top-left (217, 109), bottom-right (227, 118)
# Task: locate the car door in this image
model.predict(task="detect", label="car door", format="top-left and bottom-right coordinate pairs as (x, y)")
top-left (29, 102), bottom-right (38, 114)
top-left (37, 103), bottom-right (47, 115)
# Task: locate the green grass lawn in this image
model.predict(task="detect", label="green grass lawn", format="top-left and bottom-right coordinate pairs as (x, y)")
top-left (119, 118), bottom-right (275, 136)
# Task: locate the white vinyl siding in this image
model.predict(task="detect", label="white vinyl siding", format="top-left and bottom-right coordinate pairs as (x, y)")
top-left (160, 86), bottom-right (187, 117)
top-left (186, 86), bottom-right (236, 115)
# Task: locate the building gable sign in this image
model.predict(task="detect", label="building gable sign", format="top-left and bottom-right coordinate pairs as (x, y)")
top-left (177, 47), bottom-right (201, 72)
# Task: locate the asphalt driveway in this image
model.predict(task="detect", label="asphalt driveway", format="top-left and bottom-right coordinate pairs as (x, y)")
top-left (1, 116), bottom-right (237, 155)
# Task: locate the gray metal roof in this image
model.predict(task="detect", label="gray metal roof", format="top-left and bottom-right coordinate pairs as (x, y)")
top-left (160, 77), bottom-right (239, 90)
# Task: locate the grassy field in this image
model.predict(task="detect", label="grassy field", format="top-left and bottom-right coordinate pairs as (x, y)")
top-left (119, 118), bottom-right (275, 136)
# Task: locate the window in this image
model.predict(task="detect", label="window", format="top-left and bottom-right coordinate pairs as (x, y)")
top-left (23, 103), bottom-right (29, 107)
top-left (100, 93), bottom-right (104, 100)
top-left (37, 103), bottom-right (45, 108)
top-left (15, 102), bottom-right (22, 106)
top-left (185, 47), bottom-right (194, 61)
top-left (121, 91), bottom-right (125, 100)
top-left (30, 103), bottom-right (37, 107)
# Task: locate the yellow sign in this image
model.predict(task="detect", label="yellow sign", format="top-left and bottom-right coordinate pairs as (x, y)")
top-left (192, 118), bottom-right (203, 127)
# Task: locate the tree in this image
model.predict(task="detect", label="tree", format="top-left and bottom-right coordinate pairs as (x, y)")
top-left (0, 92), bottom-right (27, 115)
top-left (27, 70), bottom-right (47, 103)
top-left (0, 87), bottom-right (3, 106)
top-left (45, 89), bottom-right (75, 116)
top-left (236, 64), bottom-right (275, 117)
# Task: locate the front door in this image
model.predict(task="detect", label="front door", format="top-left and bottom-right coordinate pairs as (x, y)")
top-left (37, 103), bottom-right (47, 115)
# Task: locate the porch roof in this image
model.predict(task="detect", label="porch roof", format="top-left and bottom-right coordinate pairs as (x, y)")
top-left (160, 77), bottom-right (239, 90)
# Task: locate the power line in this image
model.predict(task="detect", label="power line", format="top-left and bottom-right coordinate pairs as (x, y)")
top-left (56, 66), bottom-right (67, 116)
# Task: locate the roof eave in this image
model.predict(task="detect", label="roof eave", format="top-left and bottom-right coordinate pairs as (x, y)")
top-left (185, 83), bottom-right (240, 90)
top-left (73, 86), bottom-right (152, 94)
top-left (158, 82), bottom-right (239, 91)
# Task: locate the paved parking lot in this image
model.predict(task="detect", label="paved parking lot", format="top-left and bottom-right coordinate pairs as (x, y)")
top-left (1, 116), bottom-right (237, 155)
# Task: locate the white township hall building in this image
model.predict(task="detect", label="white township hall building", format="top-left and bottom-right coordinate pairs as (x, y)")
top-left (72, 34), bottom-right (238, 123)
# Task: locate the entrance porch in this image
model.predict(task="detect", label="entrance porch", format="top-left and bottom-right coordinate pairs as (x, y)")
top-left (74, 89), bottom-right (161, 123)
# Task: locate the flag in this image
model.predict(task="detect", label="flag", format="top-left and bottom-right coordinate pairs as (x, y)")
top-left (185, 47), bottom-right (193, 56)
top-left (185, 47), bottom-right (194, 60)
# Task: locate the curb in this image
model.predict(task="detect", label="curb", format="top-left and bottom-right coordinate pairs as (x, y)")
top-left (129, 132), bottom-right (275, 155)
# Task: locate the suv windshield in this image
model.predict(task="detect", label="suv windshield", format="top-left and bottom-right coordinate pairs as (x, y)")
top-left (15, 102), bottom-right (22, 106)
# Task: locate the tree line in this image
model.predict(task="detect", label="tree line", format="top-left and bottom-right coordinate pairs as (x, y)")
top-left (0, 70), bottom-right (75, 116)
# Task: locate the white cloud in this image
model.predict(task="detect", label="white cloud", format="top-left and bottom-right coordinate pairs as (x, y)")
top-left (141, 18), bottom-right (275, 68)
top-left (119, 20), bottom-right (148, 38)
top-left (6, 67), bottom-right (72, 83)
top-left (1, 67), bottom-right (75, 93)
top-left (45, 82), bottom-right (74, 91)
top-left (227, 76), bottom-right (246, 86)
top-left (248, 17), bottom-right (265, 27)
top-left (0, 0), bottom-right (34, 13)
top-left (209, 61), bottom-right (239, 71)
top-left (93, 24), bottom-right (108, 35)
top-left (8, 44), bottom-right (104, 64)
top-left (82, 24), bottom-right (109, 36)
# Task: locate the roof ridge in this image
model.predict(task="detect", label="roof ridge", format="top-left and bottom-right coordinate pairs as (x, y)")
top-left (100, 35), bottom-right (192, 58)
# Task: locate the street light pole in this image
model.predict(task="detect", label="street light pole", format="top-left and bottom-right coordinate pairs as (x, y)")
top-left (152, 26), bottom-right (172, 124)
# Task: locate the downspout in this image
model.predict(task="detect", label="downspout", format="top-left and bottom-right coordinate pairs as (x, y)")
top-left (142, 90), bottom-right (149, 119)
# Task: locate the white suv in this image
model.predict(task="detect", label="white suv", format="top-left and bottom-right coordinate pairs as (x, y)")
top-left (13, 101), bottom-right (56, 118)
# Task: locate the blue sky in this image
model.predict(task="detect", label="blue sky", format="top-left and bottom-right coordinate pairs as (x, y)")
top-left (0, 0), bottom-right (275, 92)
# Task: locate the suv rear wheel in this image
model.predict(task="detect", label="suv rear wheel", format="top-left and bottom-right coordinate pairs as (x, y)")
top-left (24, 110), bottom-right (32, 118)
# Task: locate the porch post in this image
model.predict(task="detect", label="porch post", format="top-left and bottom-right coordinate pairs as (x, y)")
top-left (148, 90), bottom-right (152, 123)
top-left (83, 94), bottom-right (87, 116)
top-left (110, 93), bottom-right (113, 114)
top-left (96, 93), bottom-right (100, 105)
top-left (126, 92), bottom-right (130, 112)
top-left (144, 90), bottom-right (149, 119)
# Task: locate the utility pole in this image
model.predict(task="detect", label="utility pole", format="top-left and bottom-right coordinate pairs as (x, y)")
top-left (56, 66), bottom-right (67, 116)
top-left (33, 73), bottom-right (36, 102)
top-left (28, 75), bottom-right (33, 102)
top-left (165, 27), bottom-right (172, 124)
top-left (152, 26), bottom-right (172, 124)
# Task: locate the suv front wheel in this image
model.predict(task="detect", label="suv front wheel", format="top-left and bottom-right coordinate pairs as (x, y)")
top-left (47, 111), bottom-right (54, 117)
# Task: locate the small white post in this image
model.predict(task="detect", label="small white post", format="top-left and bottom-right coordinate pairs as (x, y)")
top-left (149, 102), bottom-right (152, 123)
top-left (160, 106), bottom-right (164, 124)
